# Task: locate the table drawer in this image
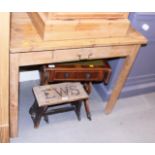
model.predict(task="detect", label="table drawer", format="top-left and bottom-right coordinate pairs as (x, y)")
top-left (19, 46), bottom-right (131, 66)
top-left (53, 46), bottom-right (130, 62)
top-left (40, 60), bottom-right (112, 84)
top-left (52, 70), bottom-right (106, 81)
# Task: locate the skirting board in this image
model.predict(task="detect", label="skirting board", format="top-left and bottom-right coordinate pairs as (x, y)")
top-left (94, 82), bottom-right (155, 101)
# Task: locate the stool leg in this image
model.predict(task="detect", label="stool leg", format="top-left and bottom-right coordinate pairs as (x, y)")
top-left (73, 101), bottom-right (82, 121)
top-left (29, 100), bottom-right (38, 125)
top-left (44, 115), bottom-right (49, 124)
top-left (84, 99), bottom-right (92, 120)
top-left (29, 100), bottom-right (48, 128)
top-left (33, 111), bottom-right (42, 128)
top-left (83, 82), bottom-right (92, 95)
top-left (34, 106), bottom-right (48, 128)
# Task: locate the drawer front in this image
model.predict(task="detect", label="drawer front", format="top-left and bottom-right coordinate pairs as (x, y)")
top-left (53, 70), bottom-right (103, 81)
top-left (45, 69), bottom-right (111, 84)
top-left (53, 46), bottom-right (130, 63)
top-left (19, 46), bottom-right (131, 66)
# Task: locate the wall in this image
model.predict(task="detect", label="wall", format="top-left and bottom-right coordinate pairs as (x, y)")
top-left (95, 12), bottom-right (155, 100)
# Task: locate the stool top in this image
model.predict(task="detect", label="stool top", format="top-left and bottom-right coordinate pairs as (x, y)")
top-left (33, 82), bottom-right (88, 107)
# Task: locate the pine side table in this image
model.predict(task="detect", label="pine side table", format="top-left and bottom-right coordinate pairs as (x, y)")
top-left (9, 13), bottom-right (147, 138)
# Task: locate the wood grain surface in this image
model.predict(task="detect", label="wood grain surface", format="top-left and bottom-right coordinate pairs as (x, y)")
top-left (33, 82), bottom-right (88, 107)
top-left (0, 13), bottom-right (10, 143)
top-left (28, 12), bottom-right (130, 40)
top-left (10, 13), bottom-right (147, 53)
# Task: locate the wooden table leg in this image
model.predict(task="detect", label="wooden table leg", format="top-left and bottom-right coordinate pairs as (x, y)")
top-left (0, 13), bottom-right (10, 143)
top-left (104, 45), bottom-right (141, 114)
top-left (10, 54), bottom-right (19, 137)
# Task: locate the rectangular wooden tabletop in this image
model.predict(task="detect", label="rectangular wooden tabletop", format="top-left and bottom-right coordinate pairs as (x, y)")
top-left (10, 13), bottom-right (147, 53)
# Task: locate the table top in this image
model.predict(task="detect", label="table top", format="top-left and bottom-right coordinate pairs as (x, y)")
top-left (10, 13), bottom-right (147, 53)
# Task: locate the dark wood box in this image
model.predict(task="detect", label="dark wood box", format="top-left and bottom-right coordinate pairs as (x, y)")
top-left (40, 60), bottom-right (112, 84)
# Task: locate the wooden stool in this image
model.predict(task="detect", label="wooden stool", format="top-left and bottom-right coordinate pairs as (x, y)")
top-left (29, 82), bottom-right (90, 128)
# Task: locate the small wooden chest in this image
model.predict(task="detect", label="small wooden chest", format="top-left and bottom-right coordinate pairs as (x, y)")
top-left (28, 12), bottom-right (130, 41)
top-left (40, 60), bottom-right (111, 84)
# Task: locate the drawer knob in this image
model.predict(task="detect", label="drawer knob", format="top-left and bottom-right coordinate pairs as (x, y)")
top-left (64, 73), bottom-right (69, 78)
top-left (85, 73), bottom-right (91, 79)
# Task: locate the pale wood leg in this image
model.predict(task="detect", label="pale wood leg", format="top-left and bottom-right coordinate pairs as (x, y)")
top-left (0, 127), bottom-right (10, 143)
top-left (104, 45), bottom-right (141, 114)
top-left (0, 13), bottom-right (10, 143)
top-left (10, 54), bottom-right (19, 137)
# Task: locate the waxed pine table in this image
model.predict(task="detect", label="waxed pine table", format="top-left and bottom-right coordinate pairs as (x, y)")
top-left (9, 13), bottom-right (147, 138)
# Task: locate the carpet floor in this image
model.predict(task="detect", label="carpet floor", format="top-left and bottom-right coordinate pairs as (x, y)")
top-left (11, 81), bottom-right (155, 143)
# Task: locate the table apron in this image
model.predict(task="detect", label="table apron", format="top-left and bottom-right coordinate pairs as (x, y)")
top-left (11, 45), bottom-right (134, 67)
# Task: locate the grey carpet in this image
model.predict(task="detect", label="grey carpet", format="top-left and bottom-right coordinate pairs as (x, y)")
top-left (11, 81), bottom-right (155, 143)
